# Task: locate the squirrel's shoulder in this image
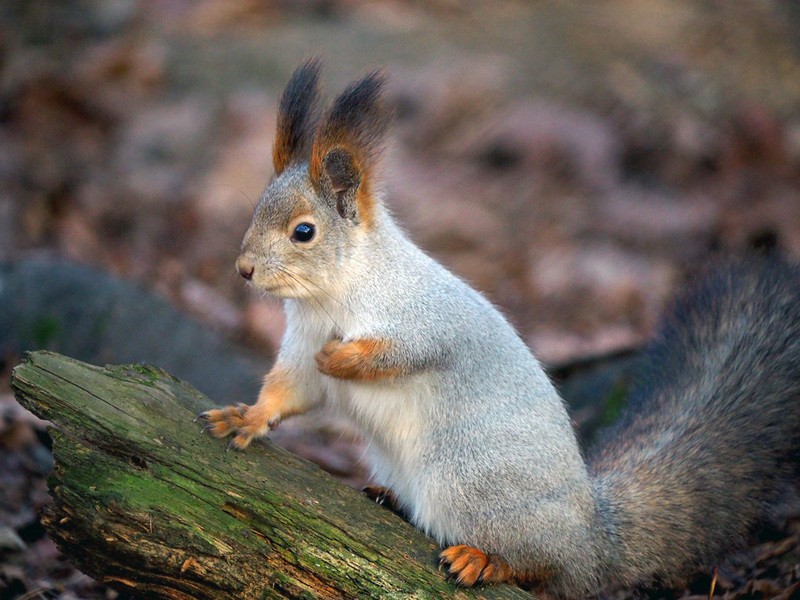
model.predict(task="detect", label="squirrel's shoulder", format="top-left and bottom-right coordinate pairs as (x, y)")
top-left (357, 228), bottom-right (510, 325)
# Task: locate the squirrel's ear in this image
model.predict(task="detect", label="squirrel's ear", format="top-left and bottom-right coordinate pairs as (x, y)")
top-left (310, 70), bottom-right (391, 226)
top-left (273, 58), bottom-right (322, 176)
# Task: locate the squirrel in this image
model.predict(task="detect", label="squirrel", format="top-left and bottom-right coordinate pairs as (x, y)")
top-left (198, 59), bottom-right (800, 597)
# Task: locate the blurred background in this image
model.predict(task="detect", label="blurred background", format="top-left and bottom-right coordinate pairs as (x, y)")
top-left (1, 1), bottom-right (800, 598)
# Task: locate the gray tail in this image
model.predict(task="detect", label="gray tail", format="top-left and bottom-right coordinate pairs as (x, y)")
top-left (588, 257), bottom-right (800, 589)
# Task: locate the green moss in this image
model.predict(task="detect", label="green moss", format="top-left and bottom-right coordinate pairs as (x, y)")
top-left (265, 571), bottom-right (318, 599)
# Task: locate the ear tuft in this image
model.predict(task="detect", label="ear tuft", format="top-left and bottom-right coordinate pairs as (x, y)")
top-left (273, 58), bottom-right (322, 175)
top-left (309, 70), bottom-right (392, 225)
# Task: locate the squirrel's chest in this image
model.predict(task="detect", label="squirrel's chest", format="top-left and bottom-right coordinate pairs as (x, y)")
top-left (290, 298), bottom-right (429, 474)
top-left (322, 374), bottom-right (427, 445)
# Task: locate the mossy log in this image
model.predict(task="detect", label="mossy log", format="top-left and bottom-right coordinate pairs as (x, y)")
top-left (10, 351), bottom-right (529, 599)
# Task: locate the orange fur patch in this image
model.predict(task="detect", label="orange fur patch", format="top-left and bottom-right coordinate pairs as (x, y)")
top-left (272, 133), bottom-right (292, 175)
top-left (201, 404), bottom-right (249, 438)
top-left (315, 338), bottom-right (399, 381)
top-left (308, 137), bottom-right (334, 190)
top-left (355, 179), bottom-right (375, 229)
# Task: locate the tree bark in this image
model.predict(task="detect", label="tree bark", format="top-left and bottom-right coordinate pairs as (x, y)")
top-left (11, 351), bottom-right (529, 599)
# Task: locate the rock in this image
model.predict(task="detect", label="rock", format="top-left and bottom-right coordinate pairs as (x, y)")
top-left (0, 258), bottom-right (264, 405)
top-left (28, 445), bottom-right (55, 476)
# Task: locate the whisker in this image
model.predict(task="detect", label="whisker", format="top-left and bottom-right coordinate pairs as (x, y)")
top-left (284, 271), bottom-right (345, 335)
top-left (218, 184), bottom-right (259, 212)
top-left (276, 270), bottom-right (331, 331)
top-left (354, 437), bottom-right (373, 470)
top-left (279, 268), bottom-right (346, 336)
top-left (272, 275), bottom-right (312, 333)
top-left (281, 265), bottom-right (363, 321)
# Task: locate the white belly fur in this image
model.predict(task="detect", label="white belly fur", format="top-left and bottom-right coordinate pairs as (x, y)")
top-left (290, 300), bottom-right (450, 540)
top-left (323, 372), bottom-right (447, 537)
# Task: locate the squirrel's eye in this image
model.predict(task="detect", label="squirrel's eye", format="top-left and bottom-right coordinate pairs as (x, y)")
top-left (291, 222), bottom-right (316, 243)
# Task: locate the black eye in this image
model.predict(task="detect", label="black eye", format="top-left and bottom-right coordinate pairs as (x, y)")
top-left (291, 222), bottom-right (315, 243)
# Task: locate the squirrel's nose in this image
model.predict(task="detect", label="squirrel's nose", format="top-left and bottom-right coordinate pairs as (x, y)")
top-left (236, 256), bottom-right (255, 281)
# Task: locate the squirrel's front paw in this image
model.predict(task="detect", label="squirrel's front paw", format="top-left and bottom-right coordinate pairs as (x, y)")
top-left (197, 403), bottom-right (279, 450)
top-left (316, 339), bottom-right (359, 378)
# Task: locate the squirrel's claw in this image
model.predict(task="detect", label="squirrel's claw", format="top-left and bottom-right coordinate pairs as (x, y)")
top-left (361, 485), bottom-right (410, 520)
top-left (362, 485), bottom-right (399, 510)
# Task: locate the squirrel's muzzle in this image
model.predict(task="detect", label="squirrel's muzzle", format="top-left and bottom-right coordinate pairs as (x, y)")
top-left (236, 256), bottom-right (255, 281)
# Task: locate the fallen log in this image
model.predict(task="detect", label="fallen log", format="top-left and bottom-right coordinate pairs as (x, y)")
top-left (10, 351), bottom-right (528, 599)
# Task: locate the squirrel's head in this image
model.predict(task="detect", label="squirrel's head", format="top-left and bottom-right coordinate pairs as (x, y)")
top-left (236, 59), bottom-right (391, 299)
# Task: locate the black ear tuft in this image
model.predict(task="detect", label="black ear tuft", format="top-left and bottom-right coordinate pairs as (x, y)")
top-left (317, 70), bottom-right (390, 167)
top-left (310, 70), bottom-right (392, 226)
top-left (273, 58), bottom-right (322, 175)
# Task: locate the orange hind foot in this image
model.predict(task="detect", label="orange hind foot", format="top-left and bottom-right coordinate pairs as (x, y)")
top-left (439, 545), bottom-right (515, 586)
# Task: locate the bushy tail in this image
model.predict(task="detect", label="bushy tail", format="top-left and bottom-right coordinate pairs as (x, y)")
top-left (588, 257), bottom-right (800, 590)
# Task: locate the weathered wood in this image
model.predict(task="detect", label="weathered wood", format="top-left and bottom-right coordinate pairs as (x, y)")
top-left (11, 351), bottom-right (529, 599)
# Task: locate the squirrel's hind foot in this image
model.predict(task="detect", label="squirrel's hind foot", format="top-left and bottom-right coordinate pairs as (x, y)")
top-left (439, 545), bottom-right (515, 587)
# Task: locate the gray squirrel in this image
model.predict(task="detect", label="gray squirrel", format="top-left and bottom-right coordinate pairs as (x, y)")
top-left (199, 60), bottom-right (800, 597)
